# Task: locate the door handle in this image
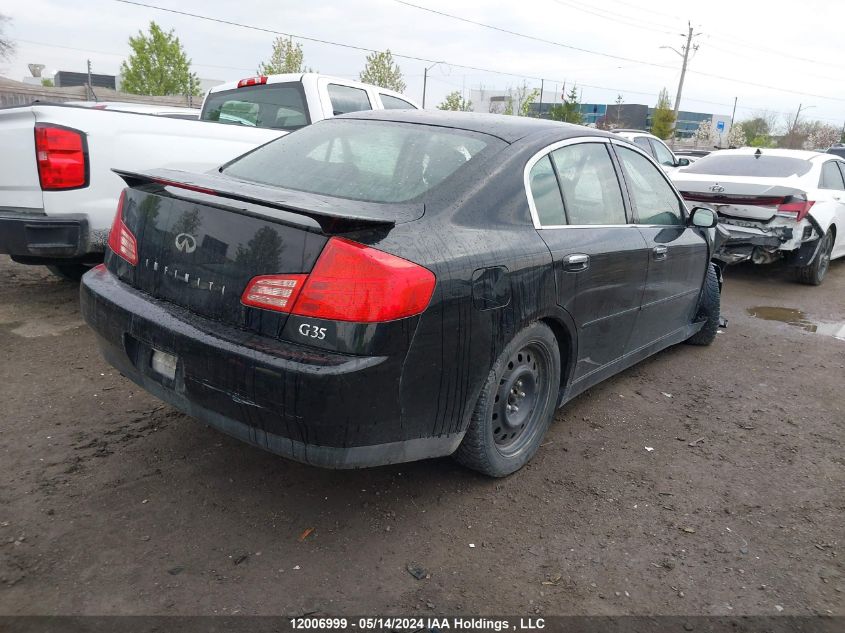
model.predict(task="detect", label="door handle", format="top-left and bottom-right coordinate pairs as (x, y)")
top-left (652, 245), bottom-right (668, 261)
top-left (562, 253), bottom-right (590, 272)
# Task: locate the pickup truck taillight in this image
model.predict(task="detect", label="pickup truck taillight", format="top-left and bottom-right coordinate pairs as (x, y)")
top-left (34, 123), bottom-right (88, 190)
top-left (241, 237), bottom-right (436, 322)
top-left (107, 190), bottom-right (138, 265)
top-left (237, 76), bottom-right (268, 88)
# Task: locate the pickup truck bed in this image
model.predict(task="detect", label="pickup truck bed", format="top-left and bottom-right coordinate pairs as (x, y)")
top-left (0, 104), bottom-right (282, 275)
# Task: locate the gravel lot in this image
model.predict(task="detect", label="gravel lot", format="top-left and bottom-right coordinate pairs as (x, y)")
top-left (0, 254), bottom-right (842, 616)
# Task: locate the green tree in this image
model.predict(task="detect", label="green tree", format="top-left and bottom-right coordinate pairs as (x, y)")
top-left (650, 88), bottom-right (675, 140)
top-left (41, 78), bottom-right (54, 87)
top-left (549, 85), bottom-right (583, 124)
top-left (258, 36), bottom-right (312, 75)
top-left (0, 14), bottom-right (14, 62)
top-left (438, 90), bottom-right (472, 111)
top-left (359, 50), bottom-right (405, 92)
top-left (739, 116), bottom-right (771, 146)
top-left (120, 21), bottom-right (200, 96)
top-left (519, 87), bottom-right (540, 117)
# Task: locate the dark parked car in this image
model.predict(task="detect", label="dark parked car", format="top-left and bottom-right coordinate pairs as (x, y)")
top-left (81, 111), bottom-right (721, 476)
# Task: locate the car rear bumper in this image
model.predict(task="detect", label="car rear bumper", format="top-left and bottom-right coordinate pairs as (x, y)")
top-left (713, 216), bottom-right (823, 266)
top-left (0, 210), bottom-right (93, 261)
top-left (79, 266), bottom-right (463, 468)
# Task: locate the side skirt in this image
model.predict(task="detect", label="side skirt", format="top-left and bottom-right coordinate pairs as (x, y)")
top-left (558, 322), bottom-right (703, 406)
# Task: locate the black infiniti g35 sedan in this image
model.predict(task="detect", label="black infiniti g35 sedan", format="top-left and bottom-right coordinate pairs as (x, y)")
top-left (80, 110), bottom-right (721, 477)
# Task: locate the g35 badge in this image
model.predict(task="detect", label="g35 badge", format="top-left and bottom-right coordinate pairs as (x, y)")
top-left (298, 323), bottom-right (327, 340)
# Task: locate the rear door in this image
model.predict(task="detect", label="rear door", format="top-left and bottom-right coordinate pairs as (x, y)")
top-left (526, 137), bottom-right (650, 383)
top-left (612, 142), bottom-right (709, 350)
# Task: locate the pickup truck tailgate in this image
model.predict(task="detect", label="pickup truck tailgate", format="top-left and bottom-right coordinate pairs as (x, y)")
top-left (0, 108), bottom-right (43, 212)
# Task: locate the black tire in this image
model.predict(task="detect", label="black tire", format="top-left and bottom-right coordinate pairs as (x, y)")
top-left (686, 263), bottom-right (721, 346)
top-left (794, 230), bottom-right (834, 286)
top-left (46, 264), bottom-right (90, 282)
top-left (454, 322), bottom-right (561, 477)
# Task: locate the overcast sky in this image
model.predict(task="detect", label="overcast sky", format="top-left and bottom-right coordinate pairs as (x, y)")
top-left (3, 0), bottom-right (844, 129)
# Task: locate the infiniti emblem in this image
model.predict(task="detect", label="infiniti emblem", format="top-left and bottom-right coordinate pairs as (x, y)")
top-left (174, 233), bottom-right (196, 253)
top-left (709, 184), bottom-right (725, 193)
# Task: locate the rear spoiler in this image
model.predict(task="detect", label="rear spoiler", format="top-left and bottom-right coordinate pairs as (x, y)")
top-left (113, 168), bottom-right (414, 234)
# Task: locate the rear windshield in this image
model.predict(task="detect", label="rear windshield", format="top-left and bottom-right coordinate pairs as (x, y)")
top-left (201, 82), bottom-right (310, 130)
top-left (222, 119), bottom-right (501, 203)
top-left (681, 154), bottom-right (812, 177)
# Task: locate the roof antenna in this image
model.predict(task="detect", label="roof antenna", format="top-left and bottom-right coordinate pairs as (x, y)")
top-left (754, 148), bottom-right (762, 159)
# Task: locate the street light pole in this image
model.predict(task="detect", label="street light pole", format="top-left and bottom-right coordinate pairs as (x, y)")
top-left (422, 61), bottom-right (444, 109)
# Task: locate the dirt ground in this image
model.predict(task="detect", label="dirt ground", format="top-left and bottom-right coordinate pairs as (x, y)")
top-left (0, 254), bottom-right (842, 617)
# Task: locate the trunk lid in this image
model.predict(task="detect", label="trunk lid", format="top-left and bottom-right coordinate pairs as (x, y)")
top-left (673, 173), bottom-right (808, 222)
top-left (109, 167), bottom-right (421, 334)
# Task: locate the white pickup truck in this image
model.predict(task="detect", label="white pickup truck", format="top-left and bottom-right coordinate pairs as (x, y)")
top-left (0, 73), bottom-right (418, 279)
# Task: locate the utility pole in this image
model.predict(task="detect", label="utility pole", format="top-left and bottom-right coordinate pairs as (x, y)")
top-left (662, 22), bottom-right (700, 143)
top-left (790, 103), bottom-right (804, 149)
top-left (540, 78), bottom-right (544, 117)
top-left (86, 59), bottom-right (94, 102)
top-left (730, 97), bottom-right (738, 125)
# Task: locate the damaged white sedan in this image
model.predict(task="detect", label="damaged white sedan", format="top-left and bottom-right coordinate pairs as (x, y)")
top-left (672, 148), bottom-right (845, 285)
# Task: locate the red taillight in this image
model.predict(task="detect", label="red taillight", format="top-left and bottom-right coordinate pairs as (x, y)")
top-left (237, 76), bottom-right (268, 88)
top-left (240, 237), bottom-right (436, 323)
top-left (241, 274), bottom-right (308, 311)
top-left (107, 190), bottom-right (138, 265)
top-left (776, 199), bottom-right (815, 222)
top-left (34, 124), bottom-right (88, 190)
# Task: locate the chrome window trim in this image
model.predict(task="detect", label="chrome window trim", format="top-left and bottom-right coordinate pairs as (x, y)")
top-left (524, 136), bottom-right (615, 230)
top-left (524, 135), bottom-right (688, 230)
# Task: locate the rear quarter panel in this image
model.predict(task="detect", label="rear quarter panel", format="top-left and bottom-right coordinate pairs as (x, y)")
top-left (365, 140), bottom-right (563, 440)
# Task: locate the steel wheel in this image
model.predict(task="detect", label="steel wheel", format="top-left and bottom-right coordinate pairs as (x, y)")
top-left (491, 343), bottom-right (552, 457)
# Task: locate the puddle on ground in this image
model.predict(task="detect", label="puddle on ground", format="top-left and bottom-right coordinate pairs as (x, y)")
top-left (747, 306), bottom-right (845, 340)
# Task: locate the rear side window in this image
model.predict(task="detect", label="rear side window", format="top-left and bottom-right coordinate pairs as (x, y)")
top-left (528, 156), bottom-right (566, 226)
top-left (201, 83), bottom-right (310, 130)
top-left (550, 143), bottom-right (626, 225)
top-left (328, 84), bottom-right (372, 115)
top-left (381, 94), bottom-right (416, 110)
top-left (616, 146), bottom-right (683, 225)
top-left (223, 119), bottom-right (499, 203)
top-left (682, 154), bottom-right (813, 177)
top-left (819, 161), bottom-right (845, 190)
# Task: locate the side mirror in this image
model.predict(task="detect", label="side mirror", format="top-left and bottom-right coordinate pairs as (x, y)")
top-left (676, 157), bottom-right (691, 167)
top-left (688, 206), bottom-right (718, 228)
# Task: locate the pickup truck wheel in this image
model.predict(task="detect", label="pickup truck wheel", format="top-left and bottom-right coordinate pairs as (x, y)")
top-left (686, 263), bottom-right (721, 346)
top-left (454, 322), bottom-right (560, 477)
top-left (46, 264), bottom-right (90, 282)
top-left (795, 230), bottom-right (834, 286)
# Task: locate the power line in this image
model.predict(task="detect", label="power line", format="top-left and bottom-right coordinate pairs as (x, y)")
top-left (112, 0), bottom-right (845, 110)
top-left (549, 0), bottom-right (679, 36)
top-left (11, 38), bottom-right (255, 72)
top-left (15, 34), bottom-right (844, 125)
top-left (603, 0), bottom-right (845, 71)
top-left (393, 0), bottom-right (845, 103)
top-left (392, 0), bottom-right (678, 71)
